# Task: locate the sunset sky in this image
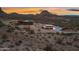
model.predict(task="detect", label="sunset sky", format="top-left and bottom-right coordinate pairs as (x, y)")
top-left (2, 7), bottom-right (79, 15)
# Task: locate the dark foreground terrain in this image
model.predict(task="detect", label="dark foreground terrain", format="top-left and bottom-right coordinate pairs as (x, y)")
top-left (0, 26), bottom-right (79, 51)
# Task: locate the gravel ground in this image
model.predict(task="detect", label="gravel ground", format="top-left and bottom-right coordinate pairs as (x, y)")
top-left (0, 22), bottom-right (79, 51)
top-left (0, 28), bottom-right (79, 51)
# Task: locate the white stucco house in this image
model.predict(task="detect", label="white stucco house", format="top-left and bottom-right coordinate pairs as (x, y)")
top-left (42, 24), bottom-right (62, 33)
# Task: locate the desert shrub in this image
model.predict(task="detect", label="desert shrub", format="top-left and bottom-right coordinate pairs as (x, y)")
top-left (6, 27), bottom-right (15, 33)
top-left (15, 40), bottom-right (22, 46)
top-left (0, 34), bottom-right (8, 44)
top-left (74, 45), bottom-right (79, 48)
top-left (15, 26), bottom-right (20, 30)
top-left (66, 42), bottom-right (72, 45)
top-left (25, 35), bottom-right (28, 37)
top-left (29, 30), bottom-right (35, 34)
top-left (18, 40), bottom-right (22, 44)
top-left (48, 35), bottom-right (51, 38)
top-left (30, 35), bottom-right (34, 38)
top-left (0, 21), bottom-right (5, 27)
top-left (73, 36), bottom-right (79, 41)
top-left (1, 34), bottom-right (8, 39)
top-left (43, 45), bottom-right (53, 51)
top-left (38, 29), bottom-right (41, 31)
top-left (56, 39), bottom-right (62, 45)
top-left (0, 39), bottom-right (4, 44)
top-left (61, 33), bottom-right (75, 36)
top-left (15, 42), bottom-right (21, 46)
top-left (14, 32), bottom-right (18, 35)
top-left (8, 45), bottom-right (14, 48)
top-left (51, 33), bottom-right (54, 36)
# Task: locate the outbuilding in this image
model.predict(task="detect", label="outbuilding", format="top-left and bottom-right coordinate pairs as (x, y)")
top-left (16, 20), bottom-right (34, 30)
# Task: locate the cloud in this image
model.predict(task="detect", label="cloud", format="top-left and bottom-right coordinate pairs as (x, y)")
top-left (68, 9), bottom-right (79, 11)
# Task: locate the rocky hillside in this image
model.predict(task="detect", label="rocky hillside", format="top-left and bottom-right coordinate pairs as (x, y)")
top-left (0, 25), bottom-right (79, 51)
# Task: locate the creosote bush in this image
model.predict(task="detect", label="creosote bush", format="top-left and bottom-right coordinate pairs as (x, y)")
top-left (1, 34), bottom-right (8, 39)
top-left (0, 34), bottom-right (8, 44)
top-left (0, 21), bottom-right (5, 27)
top-left (29, 30), bottom-right (35, 34)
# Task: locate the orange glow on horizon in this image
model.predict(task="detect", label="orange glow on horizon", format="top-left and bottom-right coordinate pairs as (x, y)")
top-left (2, 7), bottom-right (79, 15)
top-left (2, 8), bottom-right (43, 14)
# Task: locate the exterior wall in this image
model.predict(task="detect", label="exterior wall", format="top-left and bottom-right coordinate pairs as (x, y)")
top-left (42, 25), bottom-right (53, 29)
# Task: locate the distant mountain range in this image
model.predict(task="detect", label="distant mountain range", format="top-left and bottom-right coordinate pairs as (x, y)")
top-left (0, 7), bottom-right (79, 25)
top-left (68, 9), bottom-right (79, 11)
top-left (0, 8), bottom-right (79, 30)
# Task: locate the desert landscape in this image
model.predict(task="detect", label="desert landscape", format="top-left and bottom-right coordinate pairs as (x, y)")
top-left (0, 7), bottom-right (79, 51)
